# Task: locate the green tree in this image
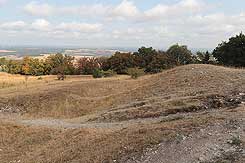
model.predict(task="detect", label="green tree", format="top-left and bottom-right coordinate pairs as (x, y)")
top-left (196, 51), bottom-right (211, 64)
top-left (105, 52), bottom-right (136, 74)
top-left (213, 33), bottom-right (245, 67)
top-left (5, 60), bottom-right (22, 74)
top-left (98, 56), bottom-right (110, 71)
top-left (133, 47), bottom-right (158, 68)
top-left (145, 51), bottom-right (177, 73)
top-left (0, 58), bottom-right (7, 72)
top-left (45, 53), bottom-right (75, 75)
top-left (167, 44), bottom-right (193, 65)
top-left (203, 51), bottom-right (210, 64)
top-left (133, 47), bottom-right (176, 73)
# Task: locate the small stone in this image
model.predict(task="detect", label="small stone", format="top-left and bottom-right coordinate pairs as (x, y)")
top-left (198, 156), bottom-right (205, 161)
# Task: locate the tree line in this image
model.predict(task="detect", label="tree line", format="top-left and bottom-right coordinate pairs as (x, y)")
top-left (0, 54), bottom-right (75, 76)
top-left (1, 33), bottom-right (245, 77)
top-left (0, 45), bottom-right (210, 77)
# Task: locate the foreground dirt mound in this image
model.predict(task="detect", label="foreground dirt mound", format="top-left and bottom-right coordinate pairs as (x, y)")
top-left (125, 108), bottom-right (245, 163)
top-left (0, 64), bottom-right (244, 163)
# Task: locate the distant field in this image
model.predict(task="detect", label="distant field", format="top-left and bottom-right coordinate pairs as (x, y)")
top-left (0, 47), bottom-right (126, 59)
top-left (0, 50), bottom-right (16, 53)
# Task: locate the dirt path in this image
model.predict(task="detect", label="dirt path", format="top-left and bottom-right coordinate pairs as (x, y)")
top-left (0, 111), bottom-right (160, 130)
top-left (0, 108), bottom-right (223, 130)
top-left (0, 104), bottom-right (244, 163)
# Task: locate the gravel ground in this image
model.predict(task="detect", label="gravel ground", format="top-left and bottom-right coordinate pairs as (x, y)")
top-left (125, 107), bottom-right (245, 163)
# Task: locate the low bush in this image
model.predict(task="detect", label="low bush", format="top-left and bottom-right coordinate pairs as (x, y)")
top-left (37, 77), bottom-right (43, 80)
top-left (127, 68), bottom-right (145, 79)
top-left (229, 136), bottom-right (242, 146)
top-left (92, 69), bottom-right (104, 78)
top-left (103, 70), bottom-right (117, 77)
top-left (57, 73), bottom-right (65, 80)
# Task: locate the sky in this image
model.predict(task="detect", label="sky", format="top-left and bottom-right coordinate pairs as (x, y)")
top-left (0, 0), bottom-right (245, 49)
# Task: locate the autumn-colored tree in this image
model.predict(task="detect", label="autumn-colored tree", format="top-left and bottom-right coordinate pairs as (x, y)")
top-left (21, 57), bottom-right (32, 75)
top-left (77, 57), bottom-right (101, 75)
top-left (21, 57), bottom-right (46, 76)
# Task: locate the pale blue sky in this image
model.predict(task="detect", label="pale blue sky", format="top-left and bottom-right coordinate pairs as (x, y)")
top-left (0, 0), bottom-right (245, 48)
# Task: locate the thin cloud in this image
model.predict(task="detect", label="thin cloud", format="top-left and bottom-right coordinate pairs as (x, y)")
top-left (0, 19), bottom-right (103, 33)
top-left (2, 0), bottom-right (245, 48)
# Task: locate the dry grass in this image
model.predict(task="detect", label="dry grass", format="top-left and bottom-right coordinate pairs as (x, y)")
top-left (0, 64), bottom-right (245, 163)
top-left (0, 72), bottom-right (51, 89)
top-left (1, 64), bottom-right (245, 119)
top-left (0, 113), bottom-right (217, 163)
top-left (3, 64), bottom-right (245, 119)
top-left (0, 72), bottom-right (94, 89)
top-left (0, 72), bottom-right (145, 118)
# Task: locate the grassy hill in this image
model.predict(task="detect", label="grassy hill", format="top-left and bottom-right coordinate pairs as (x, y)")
top-left (0, 64), bottom-right (244, 163)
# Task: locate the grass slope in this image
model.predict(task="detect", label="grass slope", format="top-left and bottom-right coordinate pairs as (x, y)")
top-left (0, 64), bottom-right (244, 163)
